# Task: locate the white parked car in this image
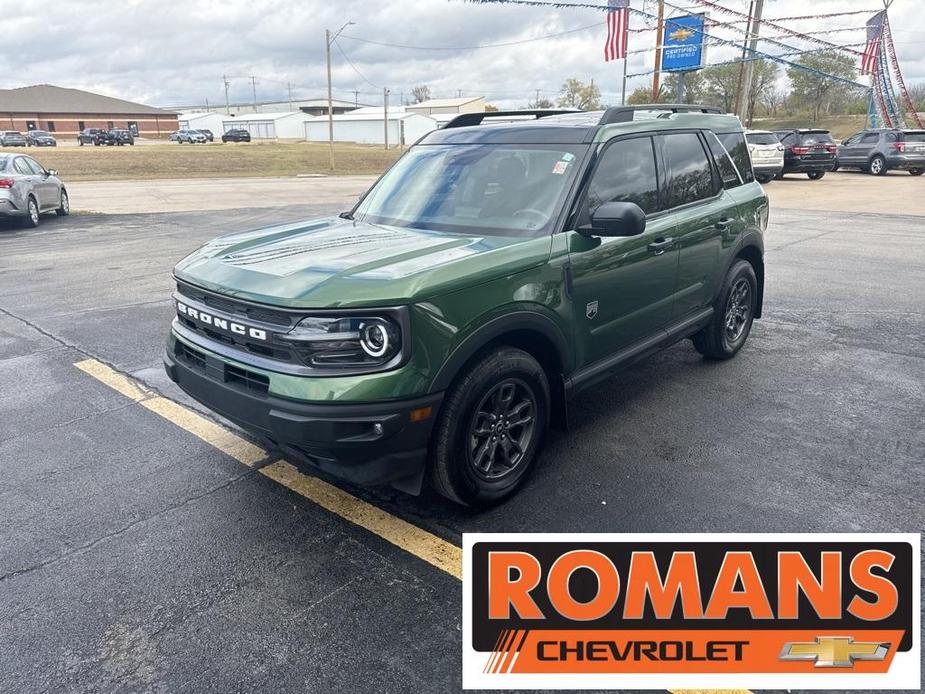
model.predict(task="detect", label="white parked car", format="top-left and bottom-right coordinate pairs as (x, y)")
top-left (745, 130), bottom-right (784, 183)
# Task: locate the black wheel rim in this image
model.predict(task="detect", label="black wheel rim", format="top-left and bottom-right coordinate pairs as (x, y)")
top-left (467, 378), bottom-right (537, 480)
top-left (724, 278), bottom-right (751, 344)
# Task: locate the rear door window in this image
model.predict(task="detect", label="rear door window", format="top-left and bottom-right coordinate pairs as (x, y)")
top-left (587, 136), bottom-right (660, 215)
top-left (860, 133), bottom-right (880, 144)
top-left (662, 132), bottom-right (718, 208)
top-left (717, 131), bottom-right (755, 183)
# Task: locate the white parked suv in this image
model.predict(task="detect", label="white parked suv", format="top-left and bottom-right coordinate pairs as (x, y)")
top-left (745, 130), bottom-right (784, 183)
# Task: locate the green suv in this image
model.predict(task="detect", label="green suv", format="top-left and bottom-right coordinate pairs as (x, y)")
top-left (164, 105), bottom-right (768, 506)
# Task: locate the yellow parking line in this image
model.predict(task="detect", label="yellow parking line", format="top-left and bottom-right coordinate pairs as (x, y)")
top-left (73, 358), bottom-right (461, 578)
top-left (73, 358), bottom-right (750, 691)
top-left (260, 460), bottom-right (462, 579)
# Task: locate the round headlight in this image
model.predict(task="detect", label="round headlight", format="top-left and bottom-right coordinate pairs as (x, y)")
top-left (360, 321), bottom-right (391, 358)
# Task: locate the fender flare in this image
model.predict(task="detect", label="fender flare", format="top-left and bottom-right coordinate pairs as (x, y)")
top-left (428, 309), bottom-right (572, 394)
top-left (730, 234), bottom-right (765, 318)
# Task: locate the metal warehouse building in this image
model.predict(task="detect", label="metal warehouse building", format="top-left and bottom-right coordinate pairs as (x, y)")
top-left (0, 84), bottom-right (178, 138)
top-left (222, 112), bottom-right (312, 139)
top-left (304, 109), bottom-right (437, 146)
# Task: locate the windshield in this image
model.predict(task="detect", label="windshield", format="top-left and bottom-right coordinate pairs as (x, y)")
top-left (353, 143), bottom-right (588, 237)
top-left (30, 130), bottom-right (49, 136)
top-left (746, 133), bottom-right (778, 145)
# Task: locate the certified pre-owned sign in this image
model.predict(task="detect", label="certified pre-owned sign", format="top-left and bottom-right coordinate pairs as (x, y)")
top-left (462, 533), bottom-right (920, 690)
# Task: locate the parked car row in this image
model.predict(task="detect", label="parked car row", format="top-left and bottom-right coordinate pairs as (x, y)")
top-left (740, 127), bottom-right (925, 182)
top-left (168, 128), bottom-right (251, 143)
top-left (77, 127), bottom-right (135, 146)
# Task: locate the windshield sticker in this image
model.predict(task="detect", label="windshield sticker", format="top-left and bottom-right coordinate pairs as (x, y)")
top-left (552, 160), bottom-right (570, 175)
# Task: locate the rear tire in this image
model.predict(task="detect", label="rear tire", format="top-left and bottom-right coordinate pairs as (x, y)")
top-left (869, 155), bottom-right (887, 176)
top-left (429, 347), bottom-right (550, 506)
top-left (692, 259), bottom-right (757, 360)
top-left (807, 171), bottom-right (825, 180)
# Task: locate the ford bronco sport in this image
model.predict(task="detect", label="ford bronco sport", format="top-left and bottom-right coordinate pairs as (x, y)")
top-left (165, 105), bottom-right (768, 506)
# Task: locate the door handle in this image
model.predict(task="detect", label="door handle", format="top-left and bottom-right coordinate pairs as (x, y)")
top-left (647, 237), bottom-right (675, 255)
top-left (715, 218), bottom-right (733, 231)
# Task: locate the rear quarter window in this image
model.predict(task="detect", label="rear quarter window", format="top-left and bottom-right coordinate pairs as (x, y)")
top-left (902, 131), bottom-right (925, 142)
top-left (717, 131), bottom-right (755, 183)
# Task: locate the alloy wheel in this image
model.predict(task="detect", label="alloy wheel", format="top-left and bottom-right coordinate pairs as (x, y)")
top-left (724, 278), bottom-right (751, 344)
top-left (28, 199), bottom-right (39, 225)
top-left (468, 378), bottom-right (537, 480)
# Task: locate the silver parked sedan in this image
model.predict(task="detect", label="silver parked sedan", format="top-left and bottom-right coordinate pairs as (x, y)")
top-left (0, 154), bottom-right (69, 227)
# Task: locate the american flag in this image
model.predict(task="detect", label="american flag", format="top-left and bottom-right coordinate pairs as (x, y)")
top-left (860, 11), bottom-right (885, 75)
top-left (604, 0), bottom-right (630, 62)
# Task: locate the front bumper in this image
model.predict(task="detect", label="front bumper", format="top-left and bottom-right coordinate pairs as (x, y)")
top-left (163, 333), bottom-right (442, 494)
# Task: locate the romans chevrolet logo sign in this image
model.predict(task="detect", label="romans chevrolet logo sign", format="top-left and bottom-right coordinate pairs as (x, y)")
top-left (176, 301), bottom-right (268, 341)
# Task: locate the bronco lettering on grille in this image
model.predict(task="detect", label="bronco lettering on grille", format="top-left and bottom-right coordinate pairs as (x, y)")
top-left (176, 301), bottom-right (268, 341)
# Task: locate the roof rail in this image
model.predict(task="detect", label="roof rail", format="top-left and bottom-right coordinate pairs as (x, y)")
top-left (598, 104), bottom-right (723, 125)
top-left (442, 109), bottom-right (580, 129)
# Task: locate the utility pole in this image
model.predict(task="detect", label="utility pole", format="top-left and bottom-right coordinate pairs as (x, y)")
top-left (250, 76), bottom-right (258, 113)
top-left (652, 0), bottom-right (665, 102)
top-left (353, 89), bottom-right (359, 107)
top-left (223, 75), bottom-right (230, 115)
top-left (326, 21), bottom-right (354, 171)
top-left (383, 87), bottom-right (390, 150)
top-left (739, 0), bottom-right (764, 124)
top-left (287, 82), bottom-right (293, 111)
top-left (733, 0), bottom-right (755, 119)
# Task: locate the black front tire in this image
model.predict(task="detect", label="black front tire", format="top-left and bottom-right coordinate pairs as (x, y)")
top-left (56, 190), bottom-right (70, 216)
top-left (909, 168), bottom-right (923, 176)
top-left (692, 259), bottom-right (757, 360)
top-left (429, 347), bottom-right (550, 506)
top-left (807, 171), bottom-right (825, 180)
top-left (23, 196), bottom-right (40, 228)
top-left (869, 155), bottom-right (887, 176)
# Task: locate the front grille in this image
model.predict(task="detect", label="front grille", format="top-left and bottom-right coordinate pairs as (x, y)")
top-left (176, 281), bottom-right (294, 328)
top-left (174, 340), bottom-right (269, 396)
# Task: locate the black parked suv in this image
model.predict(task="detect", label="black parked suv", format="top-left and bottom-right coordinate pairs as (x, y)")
top-left (221, 128), bottom-right (251, 143)
top-left (774, 129), bottom-right (837, 179)
top-left (78, 128), bottom-right (106, 146)
top-left (108, 128), bottom-right (135, 146)
top-left (836, 129), bottom-right (925, 176)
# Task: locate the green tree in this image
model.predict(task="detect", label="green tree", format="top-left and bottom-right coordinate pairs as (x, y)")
top-left (557, 78), bottom-right (602, 110)
top-left (701, 62), bottom-right (742, 113)
top-left (745, 60), bottom-right (780, 124)
top-left (787, 52), bottom-right (858, 122)
top-left (663, 71), bottom-right (704, 104)
top-left (625, 85), bottom-right (665, 105)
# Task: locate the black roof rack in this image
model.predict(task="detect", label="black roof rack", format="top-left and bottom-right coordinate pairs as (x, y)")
top-left (598, 104), bottom-right (723, 125)
top-left (442, 109), bottom-right (580, 129)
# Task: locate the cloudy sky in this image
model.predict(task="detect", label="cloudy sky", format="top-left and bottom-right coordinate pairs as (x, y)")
top-left (2, 0), bottom-right (924, 109)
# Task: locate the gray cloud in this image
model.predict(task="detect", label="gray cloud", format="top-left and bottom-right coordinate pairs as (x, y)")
top-left (1, 0), bottom-right (922, 109)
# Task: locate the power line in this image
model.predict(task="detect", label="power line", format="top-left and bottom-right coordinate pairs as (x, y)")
top-left (338, 22), bottom-right (603, 51)
top-left (332, 39), bottom-right (383, 89)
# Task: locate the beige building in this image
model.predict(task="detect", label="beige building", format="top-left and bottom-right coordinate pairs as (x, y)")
top-left (406, 96), bottom-right (485, 116)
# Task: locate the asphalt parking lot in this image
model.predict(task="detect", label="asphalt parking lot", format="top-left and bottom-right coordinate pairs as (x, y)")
top-left (1, 186), bottom-right (923, 692)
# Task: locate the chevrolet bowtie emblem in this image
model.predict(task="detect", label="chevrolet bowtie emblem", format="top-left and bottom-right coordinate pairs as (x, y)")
top-left (779, 636), bottom-right (889, 668)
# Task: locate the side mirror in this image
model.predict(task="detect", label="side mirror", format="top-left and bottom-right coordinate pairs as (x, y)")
top-left (47, 169), bottom-right (57, 177)
top-left (582, 201), bottom-right (646, 237)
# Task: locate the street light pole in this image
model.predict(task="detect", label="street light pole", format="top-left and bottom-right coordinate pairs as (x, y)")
top-left (326, 21), bottom-right (354, 171)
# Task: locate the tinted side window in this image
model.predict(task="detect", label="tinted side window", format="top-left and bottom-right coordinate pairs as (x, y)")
top-left (664, 132), bottom-right (717, 208)
top-left (587, 136), bottom-right (659, 215)
top-left (861, 132), bottom-right (879, 144)
top-left (705, 132), bottom-right (742, 189)
top-left (717, 131), bottom-right (755, 183)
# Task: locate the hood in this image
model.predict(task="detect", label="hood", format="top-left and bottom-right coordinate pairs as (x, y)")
top-left (174, 216), bottom-right (551, 308)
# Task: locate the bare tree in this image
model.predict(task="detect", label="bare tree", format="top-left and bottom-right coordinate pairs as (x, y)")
top-left (529, 96), bottom-right (555, 108)
top-left (410, 85), bottom-right (431, 104)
